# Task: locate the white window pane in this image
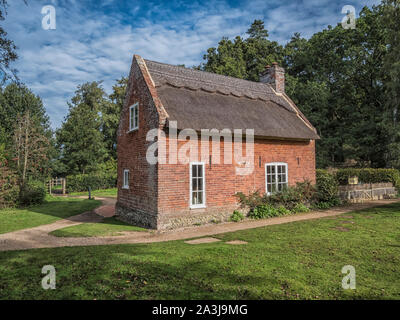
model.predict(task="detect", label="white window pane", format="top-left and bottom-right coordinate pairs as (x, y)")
top-left (198, 178), bottom-right (203, 191)
top-left (197, 192), bottom-right (203, 204)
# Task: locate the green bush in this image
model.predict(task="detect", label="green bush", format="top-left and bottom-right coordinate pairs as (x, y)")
top-left (292, 203), bottom-right (310, 213)
top-left (19, 180), bottom-right (46, 206)
top-left (335, 168), bottom-right (400, 188)
top-left (315, 169), bottom-right (340, 206)
top-left (277, 205), bottom-right (291, 216)
top-left (249, 204), bottom-right (278, 219)
top-left (66, 173), bottom-right (117, 193)
top-left (267, 181), bottom-right (315, 210)
top-left (230, 210), bottom-right (245, 222)
top-left (0, 162), bottom-right (19, 208)
top-left (235, 191), bottom-right (267, 212)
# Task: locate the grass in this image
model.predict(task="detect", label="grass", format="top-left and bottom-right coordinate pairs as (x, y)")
top-left (0, 196), bottom-right (101, 234)
top-left (0, 202), bottom-right (400, 299)
top-left (67, 188), bottom-right (117, 198)
top-left (50, 217), bottom-right (147, 237)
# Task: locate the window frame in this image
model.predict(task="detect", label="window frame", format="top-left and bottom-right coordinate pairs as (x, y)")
top-left (265, 162), bottom-right (288, 195)
top-left (189, 162), bottom-right (206, 209)
top-left (122, 169), bottom-right (130, 189)
top-left (128, 103), bottom-right (139, 132)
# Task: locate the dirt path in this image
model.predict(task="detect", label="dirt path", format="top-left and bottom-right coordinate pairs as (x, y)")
top-left (0, 198), bottom-right (398, 252)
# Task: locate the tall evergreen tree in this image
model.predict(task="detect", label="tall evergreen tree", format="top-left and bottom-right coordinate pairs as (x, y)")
top-left (56, 82), bottom-right (108, 175)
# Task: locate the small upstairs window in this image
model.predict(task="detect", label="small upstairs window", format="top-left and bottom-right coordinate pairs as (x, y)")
top-left (129, 103), bottom-right (139, 131)
top-left (122, 169), bottom-right (129, 189)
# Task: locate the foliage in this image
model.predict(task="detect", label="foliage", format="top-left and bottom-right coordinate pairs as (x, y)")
top-left (335, 168), bottom-right (400, 187)
top-left (230, 210), bottom-right (244, 222)
top-left (0, 0), bottom-right (21, 83)
top-left (249, 204), bottom-right (278, 219)
top-left (13, 111), bottom-right (52, 185)
top-left (315, 170), bottom-right (340, 206)
top-left (0, 83), bottom-right (54, 187)
top-left (18, 180), bottom-right (46, 206)
top-left (199, 2), bottom-right (400, 169)
top-left (267, 181), bottom-right (315, 210)
top-left (66, 172), bottom-right (117, 193)
top-left (235, 190), bottom-right (267, 212)
top-left (0, 154), bottom-right (19, 208)
top-left (292, 203), bottom-right (310, 213)
top-left (104, 77), bottom-right (128, 160)
top-left (249, 204), bottom-right (292, 219)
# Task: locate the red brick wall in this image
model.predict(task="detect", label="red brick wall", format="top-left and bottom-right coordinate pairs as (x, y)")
top-left (117, 56), bottom-right (162, 216)
top-left (157, 136), bottom-right (316, 216)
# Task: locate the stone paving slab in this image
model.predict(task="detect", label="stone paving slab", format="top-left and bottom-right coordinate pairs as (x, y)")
top-left (184, 237), bottom-right (221, 244)
top-left (225, 240), bottom-right (248, 245)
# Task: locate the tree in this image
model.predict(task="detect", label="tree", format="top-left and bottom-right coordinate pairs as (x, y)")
top-left (0, 0), bottom-right (27, 83)
top-left (103, 77), bottom-right (128, 160)
top-left (199, 6), bottom-right (398, 168)
top-left (12, 110), bottom-right (51, 185)
top-left (0, 83), bottom-right (53, 182)
top-left (56, 82), bottom-right (108, 175)
top-left (382, 0), bottom-right (400, 167)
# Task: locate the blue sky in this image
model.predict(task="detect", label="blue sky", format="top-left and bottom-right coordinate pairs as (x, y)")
top-left (4, 0), bottom-right (380, 129)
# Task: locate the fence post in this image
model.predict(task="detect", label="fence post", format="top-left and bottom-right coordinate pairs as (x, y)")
top-left (62, 178), bottom-right (66, 195)
top-left (49, 178), bottom-right (52, 195)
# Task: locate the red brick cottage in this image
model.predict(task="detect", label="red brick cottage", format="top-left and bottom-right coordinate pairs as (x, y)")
top-left (116, 55), bottom-right (319, 230)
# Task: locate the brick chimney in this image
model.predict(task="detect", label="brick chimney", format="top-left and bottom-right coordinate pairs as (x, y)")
top-left (259, 62), bottom-right (285, 93)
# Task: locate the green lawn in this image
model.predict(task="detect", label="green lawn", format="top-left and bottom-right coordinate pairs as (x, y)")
top-left (50, 217), bottom-right (147, 237)
top-left (0, 196), bottom-right (101, 234)
top-left (68, 188), bottom-right (117, 198)
top-left (0, 202), bottom-right (400, 299)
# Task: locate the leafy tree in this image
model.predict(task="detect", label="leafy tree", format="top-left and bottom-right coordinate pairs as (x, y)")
top-left (0, 0), bottom-right (27, 83)
top-left (0, 83), bottom-right (53, 182)
top-left (12, 110), bottom-right (51, 185)
top-left (199, 5), bottom-right (399, 169)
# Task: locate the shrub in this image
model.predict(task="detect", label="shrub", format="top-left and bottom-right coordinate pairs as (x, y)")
top-left (315, 169), bottom-right (340, 205)
top-left (249, 204), bottom-right (278, 219)
top-left (19, 180), bottom-right (46, 206)
top-left (230, 210), bottom-right (245, 222)
top-left (235, 191), bottom-right (267, 212)
top-left (0, 161), bottom-right (19, 208)
top-left (267, 181), bottom-right (315, 210)
top-left (292, 203), bottom-right (310, 213)
top-left (277, 205), bottom-right (291, 216)
top-left (335, 168), bottom-right (400, 188)
top-left (66, 173), bottom-right (117, 193)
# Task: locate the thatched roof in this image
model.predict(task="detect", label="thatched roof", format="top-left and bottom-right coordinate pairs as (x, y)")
top-left (145, 59), bottom-right (319, 140)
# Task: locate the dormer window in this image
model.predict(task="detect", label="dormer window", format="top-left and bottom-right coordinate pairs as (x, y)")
top-left (129, 103), bottom-right (139, 131)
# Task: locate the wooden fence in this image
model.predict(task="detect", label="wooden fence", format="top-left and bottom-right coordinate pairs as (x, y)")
top-left (47, 177), bottom-right (66, 195)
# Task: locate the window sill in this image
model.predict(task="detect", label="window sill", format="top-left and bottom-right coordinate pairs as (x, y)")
top-left (127, 127), bottom-right (138, 133)
top-left (122, 186), bottom-right (129, 190)
top-left (190, 205), bottom-right (206, 209)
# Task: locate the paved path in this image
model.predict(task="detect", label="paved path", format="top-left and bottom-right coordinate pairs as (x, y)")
top-left (0, 198), bottom-right (398, 252)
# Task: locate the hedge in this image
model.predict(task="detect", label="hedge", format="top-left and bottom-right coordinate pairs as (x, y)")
top-left (335, 168), bottom-right (400, 188)
top-left (66, 173), bottom-right (117, 193)
top-left (315, 169), bottom-right (340, 204)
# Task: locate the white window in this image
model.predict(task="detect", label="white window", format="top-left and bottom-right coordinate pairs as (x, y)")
top-left (190, 162), bottom-right (206, 208)
top-left (122, 169), bottom-right (129, 189)
top-left (129, 103), bottom-right (139, 131)
top-left (265, 162), bottom-right (288, 194)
